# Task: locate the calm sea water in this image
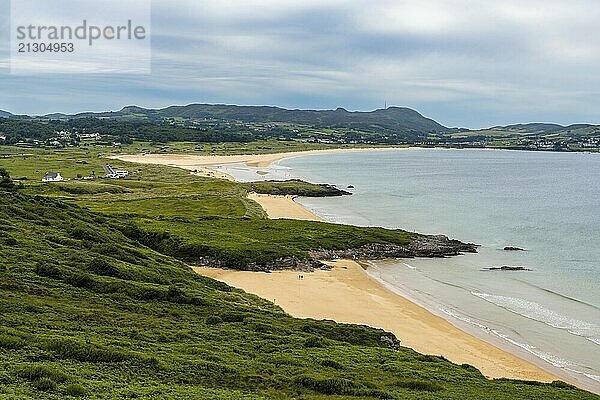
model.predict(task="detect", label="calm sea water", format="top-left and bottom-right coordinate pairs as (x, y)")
top-left (221, 149), bottom-right (600, 391)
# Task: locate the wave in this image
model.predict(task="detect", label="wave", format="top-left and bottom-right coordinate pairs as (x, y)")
top-left (438, 307), bottom-right (574, 368)
top-left (402, 263), bottom-right (417, 270)
top-left (439, 307), bottom-right (491, 332)
top-left (515, 280), bottom-right (600, 311)
top-left (583, 373), bottom-right (600, 383)
top-left (471, 292), bottom-right (600, 346)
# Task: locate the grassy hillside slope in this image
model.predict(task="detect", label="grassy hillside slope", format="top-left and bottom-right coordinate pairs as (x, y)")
top-left (1, 192), bottom-right (597, 399)
top-left (0, 147), bottom-right (598, 399)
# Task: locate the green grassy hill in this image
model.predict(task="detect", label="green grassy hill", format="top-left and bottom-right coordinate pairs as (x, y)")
top-left (0, 149), bottom-right (598, 399)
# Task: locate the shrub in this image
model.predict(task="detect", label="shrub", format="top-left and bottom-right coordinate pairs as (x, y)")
top-left (33, 377), bottom-right (56, 392)
top-left (205, 315), bottom-right (223, 325)
top-left (551, 380), bottom-right (577, 389)
top-left (167, 286), bottom-right (186, 301)
top-left (320, 359), bottom-right (344, 370)
top-left (0, 168), bottom-right (16, 191)
top-left (35, 263), bottom-right (63, 280)
top-left (88, 257), bottom-right (118, 277)
top-left (1, 237), bottom-right (17, 246)
top-left (17, 365), bottom-right (69, 383)
top-left (24, 304), bottom-right (43, 313)
top-left (303, 336), bottom-right (328, 348)
top-left (220, 312), bottom-right (247, 323)
top-left (63, 384), bottom-right (87, 397)
top-left (69, 224), bottom-right (100, 241)
top-left (416, 354), bottom-right (448, 363)
top-left (460, 363), bottom-right (484, 376)
top-left (64, 272), bottom-right (96, 289)
top-left (0, 333), bottom-right (24, 349)
top-left (45, 338), bottom-right (127, 363)
top-left (134, 286), bottom-right (165, 301)
top-left (393, 379), bottom-right (443, 392)
top-left (296, 375), bottom-right (357, 395)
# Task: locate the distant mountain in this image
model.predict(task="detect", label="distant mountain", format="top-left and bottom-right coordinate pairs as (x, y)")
top-left (489, 123), bottom-right (598, 134)
top-left (493, 123), bottom-right (566, 134)
top-left (476, 123), bottom-right (600, 138)
top-left (67, 104), bottom-right (453, 134)
top-left (0, 110), bottom-right (13, 118)
top-left (9, 103), bottom-right (598, 142)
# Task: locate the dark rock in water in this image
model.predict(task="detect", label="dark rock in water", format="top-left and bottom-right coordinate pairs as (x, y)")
top-left (504, 246), bottom-right (525, 251)
top-left (484, 266), bottom-right (532, 271)
top-left (347, 185), bottom-right (355, 189)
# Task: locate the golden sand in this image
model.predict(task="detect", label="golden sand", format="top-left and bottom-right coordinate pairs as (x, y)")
top-left (195, 260), bottom-right (557, 382)
top-left (114, 147), bottom-right (560, 383)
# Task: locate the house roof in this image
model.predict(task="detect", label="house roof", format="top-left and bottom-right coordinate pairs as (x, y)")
top-left (43, 172), bottom-right (60, 178)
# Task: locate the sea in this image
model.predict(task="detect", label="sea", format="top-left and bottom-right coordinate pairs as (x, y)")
top-left (218, 148), bottom-right (600, 392)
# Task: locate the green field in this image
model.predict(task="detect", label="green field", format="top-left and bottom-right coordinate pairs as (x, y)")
top-left (0, 146), bottom-right (597, 399)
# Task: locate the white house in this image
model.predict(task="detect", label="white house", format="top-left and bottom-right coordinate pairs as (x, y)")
top-left (42, 172), bottom-right (63, 183)
top-left (102, 164), bottom-right (129, 179)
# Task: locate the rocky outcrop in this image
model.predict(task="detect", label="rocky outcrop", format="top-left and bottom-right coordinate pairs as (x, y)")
top-left (309, 235), bottom-right (478, 261)
top-left (196, 235), bottom-right (477, 272)
top-left (504, 246), bottom-right (526, 251)
top-left (380, 334), bottom-right (402, 350)
top-left (194, 256), bottom-right (327, 273)
top-left (484, 266), bottom-right (532, 271)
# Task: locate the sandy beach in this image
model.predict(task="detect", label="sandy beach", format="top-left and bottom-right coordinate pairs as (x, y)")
top-left (111, 147), bottom-right (411, 180)
top-left (116, 147), bottom-right (561, 383)
top-left (195, 260), bottom-right (557, 382)
top-left (247, 193), bottom-right (324, 221)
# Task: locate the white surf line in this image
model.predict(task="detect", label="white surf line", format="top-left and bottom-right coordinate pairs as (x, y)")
top-left (403, 263), bottom-right (417, 270)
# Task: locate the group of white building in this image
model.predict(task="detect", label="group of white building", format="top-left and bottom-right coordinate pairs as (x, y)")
top-left (41, 165), bottom-right (129, 182)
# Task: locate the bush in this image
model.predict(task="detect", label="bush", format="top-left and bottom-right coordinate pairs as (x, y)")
top-left (299, 321), bottom-right (388, 347)
top-left (88, 257), bottom-right (118, 277)
top-left (1, 237), bottom-right (17, 246)
top-left (205, 315), bottom-right (223, 325)
top-left (0, 333), bottom-right (24, 349)
top-left (45, 338), bottom-right (126, 363)
top-left (296, 375), bottom-right (357, 395)
top-left (134, 286), bottom-right (165, 301)
top-left (460, 363), bottom-right (484, 376)
top-left (33, 377), bottom-right (56, 392)
top-left (551, 380), bottom-right (577, 390)
top-left (63, 384), bottom-right (87, 397)
top-left (69, 224), bottom-right (100, 241)
top-left (220, 312), bottom-right (247, 323)
top-left (167, 286), bottom-right (186, 302)
top-left (35, 263), bottom-right (63, 280)
top-left (64, 272), bottom-right (96, 289)
top-left (416, 354), bottom-right (448, 363)
top-left (303, 336), bottom-right (328, 348)
top-left (0, 168), bottom-right (16, 191)
top-left (393, 379), bottom-right (443, 392)
top-left (17, 365), bottom-right (69, 383)
top-left (320, 359), bottom-right (344, 370)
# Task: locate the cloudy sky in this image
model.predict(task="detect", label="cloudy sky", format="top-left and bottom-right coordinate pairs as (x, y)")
top-left (0, 0), bottom-right (599, 128)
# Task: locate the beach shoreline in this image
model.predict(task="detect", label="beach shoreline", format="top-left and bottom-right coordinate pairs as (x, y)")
top-left (247, 192), bottom-right (324, 221)
top-left (114, 147), bottom-right (584, 388)
top-left (194, 259), bottom-right (558, 382)
top-left (110, 146), bottom-right (418, 180)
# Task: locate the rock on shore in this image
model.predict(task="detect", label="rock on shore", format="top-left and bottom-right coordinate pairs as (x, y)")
top-left (310, 234), bottom-right (478, 261)
top-left (196, 234), bottom-right (478, 272)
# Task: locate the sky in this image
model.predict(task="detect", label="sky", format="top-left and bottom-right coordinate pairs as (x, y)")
top-left (0, 0), bottom-right (599, 129)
